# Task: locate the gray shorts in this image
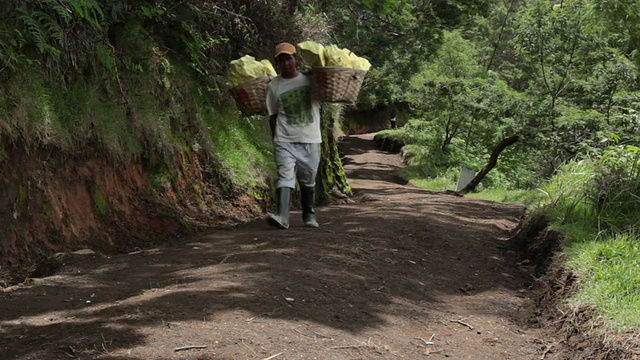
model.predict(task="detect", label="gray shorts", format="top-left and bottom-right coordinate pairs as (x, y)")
top-left (274, 142), bottom-right (321, 189)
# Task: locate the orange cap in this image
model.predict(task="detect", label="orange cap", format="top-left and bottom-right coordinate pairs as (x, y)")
top-left (274, 42), bottom-right (296, 58)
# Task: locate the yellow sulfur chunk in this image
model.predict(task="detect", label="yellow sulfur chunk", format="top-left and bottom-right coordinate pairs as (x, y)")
top-left (298, 41), bottom-right (326, 67)
top-left (348, 52), bottom-right (371, 71)
top-left (227, 55), bottom-right (276, 88)
top-left (323, 45), bottom-right (352, 67)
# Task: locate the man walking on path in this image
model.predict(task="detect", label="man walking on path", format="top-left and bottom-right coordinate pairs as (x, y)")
top-left (265, 42), bottom-right (321, 229)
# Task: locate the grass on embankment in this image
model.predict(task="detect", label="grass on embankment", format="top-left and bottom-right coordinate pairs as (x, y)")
top-left (0, 60), bottom-right (275, 204)
top-left (400, 150), bottom-right (640, 331)
top-left (538, 156), bottom-right (640, 330)
top-left (399, 166), bottom-right (545, 205)
top-left (564, 232), bottom-right (640, 328)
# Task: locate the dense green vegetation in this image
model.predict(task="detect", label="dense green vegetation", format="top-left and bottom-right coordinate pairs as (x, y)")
top-left (539, 144), bottom-right (640, 328)
top-left (358, 0), bottom-right (640, 332)
top-left (1, 0), bottom-right (639, 340)
top-left (0, 0), bottom-right (291, 196)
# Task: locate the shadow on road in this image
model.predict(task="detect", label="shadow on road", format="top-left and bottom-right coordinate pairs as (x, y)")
top-left (0, 134), bottom-right (532, 359)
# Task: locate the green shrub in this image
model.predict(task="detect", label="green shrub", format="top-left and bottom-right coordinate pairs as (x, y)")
top-left (539, 159), bottom-right (596, 227)
top-left (202, 106), bottom-right (273, 190)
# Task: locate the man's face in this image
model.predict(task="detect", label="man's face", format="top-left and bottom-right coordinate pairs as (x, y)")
top-left (276, 53), bottom-right (297, 78)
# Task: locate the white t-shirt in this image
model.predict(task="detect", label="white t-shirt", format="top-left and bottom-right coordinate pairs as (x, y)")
top-left (266, 73), bottom-right (321, 143)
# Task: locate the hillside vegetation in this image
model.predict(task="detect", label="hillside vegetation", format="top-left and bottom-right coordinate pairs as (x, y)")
top-left (1, 0), bottom-right (640, 356)
top-left (0, 1), bottom-right (337, 275)
top-left (0, 0), bottom-right (480, 278)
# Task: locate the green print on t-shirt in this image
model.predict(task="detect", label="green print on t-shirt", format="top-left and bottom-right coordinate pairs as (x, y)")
top-left (281, 86), bottom-right (312, 126)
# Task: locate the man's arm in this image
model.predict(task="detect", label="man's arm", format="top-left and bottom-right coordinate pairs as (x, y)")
top-left (269, 115), bottom-right (277, 139)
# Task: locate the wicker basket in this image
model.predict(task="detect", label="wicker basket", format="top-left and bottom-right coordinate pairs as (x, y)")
top-left (311, 67), bottom-right (367, 103)
top-left (230, 76), bottom-right (272, 115)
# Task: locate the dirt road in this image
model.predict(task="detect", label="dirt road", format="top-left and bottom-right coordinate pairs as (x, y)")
top-left (0, 133), bottom-right (554, 359)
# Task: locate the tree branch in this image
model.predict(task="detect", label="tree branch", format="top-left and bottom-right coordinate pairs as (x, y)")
top-left (459, 135), bottom-right (520, 193)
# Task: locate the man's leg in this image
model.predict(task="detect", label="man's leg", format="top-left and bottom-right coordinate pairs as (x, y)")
top-left (296, 143), bottom-right (321, 228)
top-left (268, 142), bottom-right (296, 229)
top-left (267, 187), bottom-right (292, 229)
top-left (300, 185), bottom-right (318, 228)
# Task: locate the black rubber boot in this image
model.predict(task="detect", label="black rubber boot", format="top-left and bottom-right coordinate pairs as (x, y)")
top-left (301, 186), bottom-right (319, 228)
top-left (267, 187), bottom-right (291, 229)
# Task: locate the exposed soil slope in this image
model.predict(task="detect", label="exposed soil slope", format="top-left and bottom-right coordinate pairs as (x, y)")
top-left (0, 145), bottom-right (262, 282)
top-left (0, 134), bottom-right (557, 359)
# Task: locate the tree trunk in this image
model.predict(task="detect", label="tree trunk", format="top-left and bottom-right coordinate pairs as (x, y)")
top-left (317, 105), bottom-right (352, 203)
top-left (459, 135), bottom-right (520, 193)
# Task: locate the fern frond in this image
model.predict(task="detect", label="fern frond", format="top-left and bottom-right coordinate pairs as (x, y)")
top-left (18, 7), bottom-right (63, 57)
top-left (42, 0), bottom-right (73, 24)
top-left (63, 0), bottom-right (104, 30)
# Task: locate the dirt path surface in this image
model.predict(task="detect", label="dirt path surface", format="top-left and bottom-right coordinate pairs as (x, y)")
top-left (0, 134), bottom-right (555, 359)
